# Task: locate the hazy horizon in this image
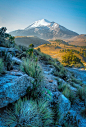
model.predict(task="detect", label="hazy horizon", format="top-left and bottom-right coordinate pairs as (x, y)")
top-left (0, 0), bottom-right (86, 34)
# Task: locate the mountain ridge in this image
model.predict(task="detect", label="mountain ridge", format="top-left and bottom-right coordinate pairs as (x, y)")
top-left (9, 19), bottom-right (79, 40)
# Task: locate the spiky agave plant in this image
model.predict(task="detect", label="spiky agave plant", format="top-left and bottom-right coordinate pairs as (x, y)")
top-left (2, 98), bottom-right (53, 127)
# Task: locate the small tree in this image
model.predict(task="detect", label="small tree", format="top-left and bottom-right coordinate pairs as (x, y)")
top-left (62, 52), bottom-right (81, 65)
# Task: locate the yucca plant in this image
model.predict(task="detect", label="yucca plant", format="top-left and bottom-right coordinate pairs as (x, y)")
top-left (2, 98), bottom-right (53, 127)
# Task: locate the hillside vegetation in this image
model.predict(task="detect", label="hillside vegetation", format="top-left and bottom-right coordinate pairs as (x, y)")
top-left (35, 39), bottom-right (86, 67)
top-left (0, 27), bottom-right (86, 127)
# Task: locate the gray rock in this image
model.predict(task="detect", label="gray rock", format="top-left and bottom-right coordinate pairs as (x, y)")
top-left (58, 94), bottom-right (71, 123)
top-left (0, 47), bottom-right (9, 52)
top-left (0, 47), bottom-right (20, 57)
top-left (12, 57), bottom-right (22, 65)
top-left (8, 48), bottom-right (20, 55)
top-left (58, 94), bottom-right (71, 114)
top-left (0, 71), bottom-right (34, 108)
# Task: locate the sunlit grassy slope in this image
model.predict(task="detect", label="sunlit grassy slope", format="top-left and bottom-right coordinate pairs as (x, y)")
top-left (35, 40), bottom-right (86, 67)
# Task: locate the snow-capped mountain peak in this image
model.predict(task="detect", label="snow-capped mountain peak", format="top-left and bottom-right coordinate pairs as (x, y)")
top-left (10, 19), bottom-right (79, 39)
top-left (25, 19), bottom-right (51, 30)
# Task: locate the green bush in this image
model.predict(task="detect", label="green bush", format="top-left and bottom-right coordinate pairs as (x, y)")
top-left (0, 59), bottom-right (4, 74)
top-left (2, 98), bottom-right (53, 127)
top-left (29, 43), bottom-right (34, 48)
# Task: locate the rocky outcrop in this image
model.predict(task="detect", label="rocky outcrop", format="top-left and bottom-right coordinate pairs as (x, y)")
top-left (0, 71), bottom-right (34, 108)
top-left (12, 57), bottom-right (22, 65)
top-left (0, 47), bottom-right (20, 56)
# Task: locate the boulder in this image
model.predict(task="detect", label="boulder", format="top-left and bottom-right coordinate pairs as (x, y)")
top-left (0, 47), bottom-right (8, 53)
top-left (0, 71), bottom-right (34, 108)
top-left (58, 94), bottom-right (71, 123)
top-left (58, 94), bottom-right (71, 114)
top-left (12, 57), bottom-right (22, 65)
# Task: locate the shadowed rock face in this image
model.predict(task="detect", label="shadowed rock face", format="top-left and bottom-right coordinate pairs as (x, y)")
top-left (0, 71), bottom-right (34, 108)
top-left (9, 19), bottom-right (78, 40)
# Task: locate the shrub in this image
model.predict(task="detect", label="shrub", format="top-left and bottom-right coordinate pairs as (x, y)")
top-left (0, 59), bottom-right (4, 74)
top-left (62, 52), bottom-right (81, 65)
top-left (2, 98), bottom-right (53, 127)
top-left (29, 43), bottom-right (34, 48)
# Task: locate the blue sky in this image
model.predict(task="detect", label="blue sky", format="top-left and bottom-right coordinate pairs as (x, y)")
top-left (0, 0), bottom-right (86, 34)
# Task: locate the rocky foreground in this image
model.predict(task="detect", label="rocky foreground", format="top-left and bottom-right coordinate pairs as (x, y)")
top-left (0, 27), bottom-right (86, 127)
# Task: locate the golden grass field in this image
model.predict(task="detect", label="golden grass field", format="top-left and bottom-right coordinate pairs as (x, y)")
top-left (15, 36), bottom-right (86, 67)
top-left (35, 40), bottom-right (86, 66)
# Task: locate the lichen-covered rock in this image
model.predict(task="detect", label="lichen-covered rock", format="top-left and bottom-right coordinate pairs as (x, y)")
top-left (59, 94), bottom-right (71, 114)
top-left (12, 57), bottom-right (22, 65)
top-left (0, 71), bottom-right (34, 108)
top-left (58, 94), bottom-right (71, 123)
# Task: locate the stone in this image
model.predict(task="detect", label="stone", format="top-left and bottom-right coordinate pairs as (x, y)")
top-left (58, 94), bottom-right (71, 123)
top-left (58, 94), bottom-right (71, 114)
top-left (0, 71), bottom-right (34, 108)
top-left (49, 80), bottom-right (53, 83)
top-left (12, 57), bottom-right (22, 65)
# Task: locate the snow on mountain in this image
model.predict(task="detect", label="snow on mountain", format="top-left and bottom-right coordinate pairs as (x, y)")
top-left (9, 19), bottom-right (79, 39)
top-left (25, 19), bottom-right (51, 30)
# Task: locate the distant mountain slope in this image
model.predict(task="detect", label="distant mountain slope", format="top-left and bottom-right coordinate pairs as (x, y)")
top-left (15, 36), bottom-right (50, 47)
top-left (64, 34), bottom-right (86, 46)
top-left (10, 19), bottom-right (79, 40)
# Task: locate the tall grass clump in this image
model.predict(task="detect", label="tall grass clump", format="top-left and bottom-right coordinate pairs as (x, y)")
top-left (62, 86), bottom-right (76, 104)
top-left (21, 58), bottom-right (43, 84)
top-left (77, 85), bottom-right (86, 101)
top-left (2, 98), bottom-right (53, 127)
top-left (21, 57), bottom-right (43, 99)
top-left (0, 59), bottom-right (4, 74)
